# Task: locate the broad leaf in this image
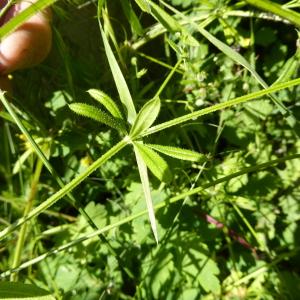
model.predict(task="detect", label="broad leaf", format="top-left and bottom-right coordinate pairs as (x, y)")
top-left (133, 142), bottom-right (172, 182)
top-left (134, 145), bottom-right (159, 243)
top-left (87, 89), bottom-right (124, 120)
top-left (69, 103), bottom-right (124, 131)
top-left (146, 144), bottom-right (207, 162)
top-left (130, 97), bottom-right (160, 138)
top-left (0, 282), bottom-right (55, 299)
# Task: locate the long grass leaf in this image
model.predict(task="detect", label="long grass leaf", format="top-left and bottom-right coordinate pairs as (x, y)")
top-left (0, 0), bottom-right (56, 39)
top-left (148, 1), bottom-right (181, 33)
top-left (134, 145), bottom-right (159, 243)
top-left (245, 0), bottom-right (300, 27)
top-left (197, 26), bottom-right (297, 128)
top-left (121, 0), bottom-right (144, 36)
top-left (98, 21), bottom-right (136, 124)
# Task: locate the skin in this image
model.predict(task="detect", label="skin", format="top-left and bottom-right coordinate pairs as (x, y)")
top-left (0, 0), bottom-right (52, 91)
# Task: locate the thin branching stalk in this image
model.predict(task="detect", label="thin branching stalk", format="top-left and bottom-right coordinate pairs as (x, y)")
top-left (0, 138), bottom-right (130, 241)
top-left (10, 157), bottom-right (44, 281)
top-left (142, 78), bottom-right (300, 137)
top-left (1, 153), bottom-right (299, 277)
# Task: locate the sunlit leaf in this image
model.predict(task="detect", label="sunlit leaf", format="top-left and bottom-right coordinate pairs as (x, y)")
top-left (99, 23), bottom-right (137, 124)
top-left (146, 144), bottom-right (207, 162)
top-left (130, 97), bottom-right (160, 138)
top-left (133, 142), bottom-right (172, 182)
top-left (69, 103), bottom-right (124, 131)
top-left (87, 89), bottom-right (124, 120)
top-left (134, 145), bottom-right (159, 243)
top-left (148, 0), bottom-right (181, 33)
top-left (134, 0), bottom-right (151, 13)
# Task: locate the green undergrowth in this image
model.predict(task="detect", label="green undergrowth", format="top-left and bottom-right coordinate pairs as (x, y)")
top-left (0, 0), bottom-right (300, 299)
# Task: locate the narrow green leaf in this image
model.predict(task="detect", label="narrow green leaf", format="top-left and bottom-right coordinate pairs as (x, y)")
top-left (133, 142), bottom-right (172, 182)
top-left (134, 145), bottom-right (159, 243)
top-left (245, 0), bottom-right (300, 27)
top-left (121, 0), bottom-right (144, 36)
top-left (87, 89), bottom-right (124, 120)
top-left (0, 0), bottom-right (57, 39)
top-left (146, 144), bottom-right (207, 162)
top-left (0, 281), bottom-right (55, 299)
top-left (134, 0), bottom-right (151, 13)
top-left (98, 22), bottom-right (137, 124)
top-left (130, 97), bottom-right (160, 138)
top-left (197, 26), bottom-right (297, 128)
top-left (148, 0), bottom-right (181, 33)
top-left (69, 103), bottom-right (124, 131)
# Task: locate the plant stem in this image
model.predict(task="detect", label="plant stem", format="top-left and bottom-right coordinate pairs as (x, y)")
top-left (2, 153), bottom-right (299, 277)
top-left (0, 138), bottom-right (129, 241)
top-left (10, 157), bottom-right (44, 281)
top-left (142, 77), bottom-right (300, 137)
top-left (245, 0), bottom-right (300, 27)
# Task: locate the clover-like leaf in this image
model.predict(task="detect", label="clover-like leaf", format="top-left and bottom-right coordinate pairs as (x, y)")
top-left (69, 103), bottom-right (125, 131)
top-left (146, 144), bottom-right (207, 162)
top-left (88, 89), bottom-right (124, 120)
top-left (130, 97), bottom-right (160, 138)
top-left (133, 142), bottom-right (172, 183)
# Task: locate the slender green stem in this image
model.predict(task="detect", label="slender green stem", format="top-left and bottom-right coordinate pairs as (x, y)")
top-left (10, 157), bottom-right (44, 281)
top-left (0, 92), bottom-right (117, 241)
top-left (142, 77), bottom-right (300, 137)
top-left (245, 0), bottom-right (300, 27)
top-left (2, 153), bottom-right (299, 277)
top-left (153, 59), bottom-right (182, 99)
top-left (0, 0), bottom-right (15, 20)
top-left (0, 0), bottom-right (57, 39)
top-left (0, 138), bottom-right (129, 241)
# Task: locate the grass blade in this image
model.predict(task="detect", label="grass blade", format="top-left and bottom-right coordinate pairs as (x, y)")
top-left (0, 0), bottom-right (56, 39)
top-left (98, 20), bottom-right (136, 124)
top-left (134, 145), bottom-right (159, 243)
top-left (197, 26), bottom-right (297, 128)
top-left (148, 0), bottom-right (181, 33)
top-left (245, 0), bottom-right (300, 27)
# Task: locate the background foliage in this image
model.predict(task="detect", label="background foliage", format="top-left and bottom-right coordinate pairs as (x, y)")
top-left (0, 0), bottom-right (300, 299)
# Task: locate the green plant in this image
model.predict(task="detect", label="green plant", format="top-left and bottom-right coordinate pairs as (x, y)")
top-left (0, 0), bottom-right (300, 298)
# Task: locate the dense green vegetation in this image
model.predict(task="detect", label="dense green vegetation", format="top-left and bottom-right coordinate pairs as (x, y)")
top-left (0, 0), bottom-right (300, 298)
